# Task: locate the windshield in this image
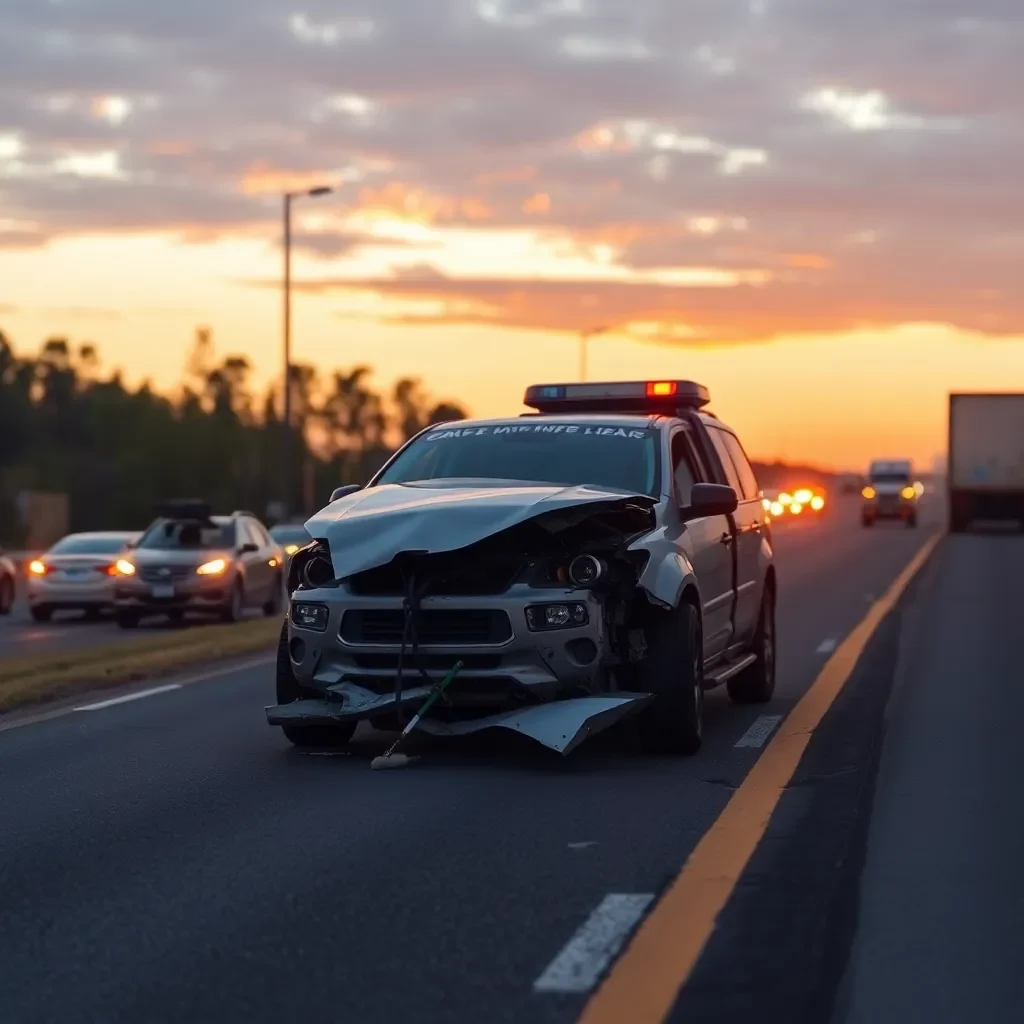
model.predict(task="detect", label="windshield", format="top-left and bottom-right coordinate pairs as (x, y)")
top-left (270, 525), bottom-right (311, 546)
top-left (870, 472), bottom-right (911, 484)
top-left (136, 518), bottom-right (234, 551)
top-left (375, 422), bottom-right (660, 496)
top-left (49, 534), bottom-right (135, 555)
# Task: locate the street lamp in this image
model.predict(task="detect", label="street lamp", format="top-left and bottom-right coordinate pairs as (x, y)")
top-left (579, 326), bottom-right (607, 382)
top-left (282, 184), bottom-right (333, 514)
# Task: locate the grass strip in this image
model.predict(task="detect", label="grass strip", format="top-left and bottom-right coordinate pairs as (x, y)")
top-left (0, 616), bottom-right (280, 713)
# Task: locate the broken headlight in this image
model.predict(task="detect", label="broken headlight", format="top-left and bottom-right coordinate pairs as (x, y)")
top-left (526, 602), bottom-right (589, 631)
top-left (292, 602), bottom-right (329, 631)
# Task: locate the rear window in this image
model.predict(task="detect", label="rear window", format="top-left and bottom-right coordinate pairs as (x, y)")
top-left (136, 518), bottom-right (235, 551)
top-left (49, 535), bottom-right (134, 555)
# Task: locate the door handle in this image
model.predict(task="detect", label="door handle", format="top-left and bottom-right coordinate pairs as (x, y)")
top-left (719, 532), bottom-right (734, 546)
top-left (751, 521), bottom-right (761, 532)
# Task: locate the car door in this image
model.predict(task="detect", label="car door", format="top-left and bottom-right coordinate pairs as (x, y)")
top-left (250, 518), bottom-right (281, 598)
top-left (707, 426), bottom-right (764, 644)
top-left (237, 519), bottom-right (269, 604)
top-left (670, 426), bottom-right (735, 660)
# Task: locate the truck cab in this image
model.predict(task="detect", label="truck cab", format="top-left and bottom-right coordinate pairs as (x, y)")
top-left (862, 459), bottom-right (918, 528)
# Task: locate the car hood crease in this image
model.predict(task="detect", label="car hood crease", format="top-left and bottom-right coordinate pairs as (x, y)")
top-left (304, 482), bottom-right (658, 581)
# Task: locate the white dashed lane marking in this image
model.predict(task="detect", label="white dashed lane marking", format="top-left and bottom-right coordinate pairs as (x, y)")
top-left (534, 894), bottom-right (655, 994)
top-left (734, 714), bottom-right (783, 749)
top-left (75, 684), bottom-right (182, 711)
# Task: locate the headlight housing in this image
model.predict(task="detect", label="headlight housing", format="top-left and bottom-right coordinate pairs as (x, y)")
top-left (526, 603), bottom-right (589, 631)
top-left (292, 602), bottom-right (329, 631)
top-left (196, 557), bottom-right (228, 576)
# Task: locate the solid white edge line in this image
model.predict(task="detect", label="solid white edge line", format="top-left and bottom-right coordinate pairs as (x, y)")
top-left (816, 638), bottom-right (837, 654)
top-left (734, 713), bottom-right (783, 749)
top-left (534, 894), bottom-right (655, 994)
top-left (0, 654), bottom-right (276, 732)
top-left (75, 684), bottom-right (183, 711)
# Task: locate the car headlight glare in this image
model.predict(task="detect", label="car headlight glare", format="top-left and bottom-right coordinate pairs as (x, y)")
top-left (292, 602), bottom-right (329, 631)
top-left (114, 558), bottom-right (136, 576)
top-left (196, 558), bottom-right (228, 576)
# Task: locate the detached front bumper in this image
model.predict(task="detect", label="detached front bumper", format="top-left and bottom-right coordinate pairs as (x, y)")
top-left (266, 584), bottom-right (636, 738)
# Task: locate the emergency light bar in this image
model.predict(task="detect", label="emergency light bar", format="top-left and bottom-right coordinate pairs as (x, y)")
top-left (523, 380), bottom-right (710, 414)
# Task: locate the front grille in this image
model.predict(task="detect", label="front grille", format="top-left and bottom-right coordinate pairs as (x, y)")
top-left (139, 565), bottom-right (193, 582)
top-left (340, 609), bottom-right (513, 646)
top-left (347, 561), bottom-right (519, 596)
top-left (351, 653), bottom-right (502, 671)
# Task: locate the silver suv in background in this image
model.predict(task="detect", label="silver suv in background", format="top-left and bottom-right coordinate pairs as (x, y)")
top-left (862, 459), bottom-right (919, 528)
top-left (112, 502), bottom-right (285, 627)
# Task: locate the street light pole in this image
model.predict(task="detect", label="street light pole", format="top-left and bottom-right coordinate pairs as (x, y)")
top-left (281, 184), bottom-right (333, 516)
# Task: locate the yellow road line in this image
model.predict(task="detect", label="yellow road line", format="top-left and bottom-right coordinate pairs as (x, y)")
top-left (578, 530), bottom-right (942, 1024)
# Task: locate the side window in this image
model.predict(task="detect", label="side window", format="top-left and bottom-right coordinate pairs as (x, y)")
top-left (706, 428), bottom-right (743, 494)
top-left (670, 432), bottom-right (698, 505)
top-left (249, 519), bottom-right (272, 548)
top-left (721, 431), bottom-right (760, 501)
top-left (238, 520), bottom-right (258, 549)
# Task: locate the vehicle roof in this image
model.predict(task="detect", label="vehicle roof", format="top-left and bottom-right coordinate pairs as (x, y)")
top-left (61, 530), bottom-right (139, 538)
top-left (430, 411), bottom-right (732, 431)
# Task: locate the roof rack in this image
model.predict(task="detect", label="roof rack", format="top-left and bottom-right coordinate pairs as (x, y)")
top-left (523, 380), bottom-right (710, 415)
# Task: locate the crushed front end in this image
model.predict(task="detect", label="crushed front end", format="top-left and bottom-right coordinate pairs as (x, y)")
top-left (265, 498), bottom-right (661, 753)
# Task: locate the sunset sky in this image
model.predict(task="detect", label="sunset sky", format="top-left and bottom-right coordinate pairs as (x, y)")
top-left (2, 1), bottom-right (1024, 471)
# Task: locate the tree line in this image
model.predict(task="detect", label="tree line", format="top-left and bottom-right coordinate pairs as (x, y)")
top-left (0, 327), bottom-right (468, 543)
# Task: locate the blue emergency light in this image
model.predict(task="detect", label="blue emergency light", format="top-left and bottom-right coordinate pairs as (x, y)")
top-left (523, 380), bottom-right (710, 414)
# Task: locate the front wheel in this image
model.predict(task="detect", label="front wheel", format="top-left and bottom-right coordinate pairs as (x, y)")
top-left (275, 621), bottom-right (355, 748)
top-left (0, 575), bottom-right (13, 615)
top-left (637, 602), bottom-right (703, 755)
top-left (728, 585), bottom-right (777, 704)
top-left (116, 610), bottom-right (139, 629)
top-left (263, 574), bottom-right (284, 617)
top-left (220, 580), bottom-right (244, 623)
top-left (30, 604), bottom-right (53, 623)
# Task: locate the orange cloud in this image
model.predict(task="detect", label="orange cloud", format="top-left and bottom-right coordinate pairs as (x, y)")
top-left (522, 192), bottom-right (551, 214)
top-left (473, 166), bottom-right (537, 185)
top-left (784, 253), bottom-right (832, 270)
top-left (149, 141), bottom-right (196, 156)
top-left (240, 161), bottom-right (341, 196)
top-left (355, 183), bottom-right (492, 224)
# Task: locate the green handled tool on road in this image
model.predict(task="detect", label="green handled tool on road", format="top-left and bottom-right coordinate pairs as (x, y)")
top-left (370, 660), bottom-right (464, 770)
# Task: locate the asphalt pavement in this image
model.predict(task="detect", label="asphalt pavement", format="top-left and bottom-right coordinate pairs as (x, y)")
top-left (0, 591), bottom-right (264, 658)
top-left (833, 525), bottom-right (1024, 1023)
top-left (0, 499), bottom-right (939, 1024)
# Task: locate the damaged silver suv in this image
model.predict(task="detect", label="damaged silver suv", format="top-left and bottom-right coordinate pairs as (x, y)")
top-left (266, 380), bottom-right (776, 757)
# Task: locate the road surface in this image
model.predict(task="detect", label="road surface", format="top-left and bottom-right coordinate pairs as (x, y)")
top-left (0, 592), bottom-right (265, 659)
top-left (0, 500), bottom-right (945, 1024)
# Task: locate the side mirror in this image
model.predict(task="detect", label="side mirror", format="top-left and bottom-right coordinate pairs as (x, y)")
top-left (238, 542), bottom-right (259, 555)
top-left (329, 484), bottom-right (361, 503)
top-left (683, 483), bottom-right (738, 519)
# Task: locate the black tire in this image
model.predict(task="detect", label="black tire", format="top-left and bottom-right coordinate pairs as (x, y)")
top-left (262, 574), bottom-right (283, 617)
top-left (30, 604), bottom-right (53, 623)
top-left (861, 515), bottom-right (874, 528)
top-left (220, 580), bottom-right (244, 623)
top-left (906, 512), bottom-right (918, 528)
top-left (275, 621), bottom-right (355, 748)
top-left (637, 601), bottom-right (703, 755)
top-left (0, 574), bottom-right (13, 615)
top-left (116, 610), bottom-right (139, 629)
top-left (728, 585), bottom-right (777, 704)
top-left (949, 512), bottom-right (968, 533)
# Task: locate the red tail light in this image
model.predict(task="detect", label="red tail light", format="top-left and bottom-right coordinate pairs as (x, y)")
top-left (645, 381), bottom-right (677, 397)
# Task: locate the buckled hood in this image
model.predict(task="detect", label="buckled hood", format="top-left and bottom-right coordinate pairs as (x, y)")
top-left (304, 481), bottom-right (658, 581)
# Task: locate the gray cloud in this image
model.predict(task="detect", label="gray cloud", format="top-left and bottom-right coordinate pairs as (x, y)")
top-left (1, 0), bottom-right (1023, 336)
